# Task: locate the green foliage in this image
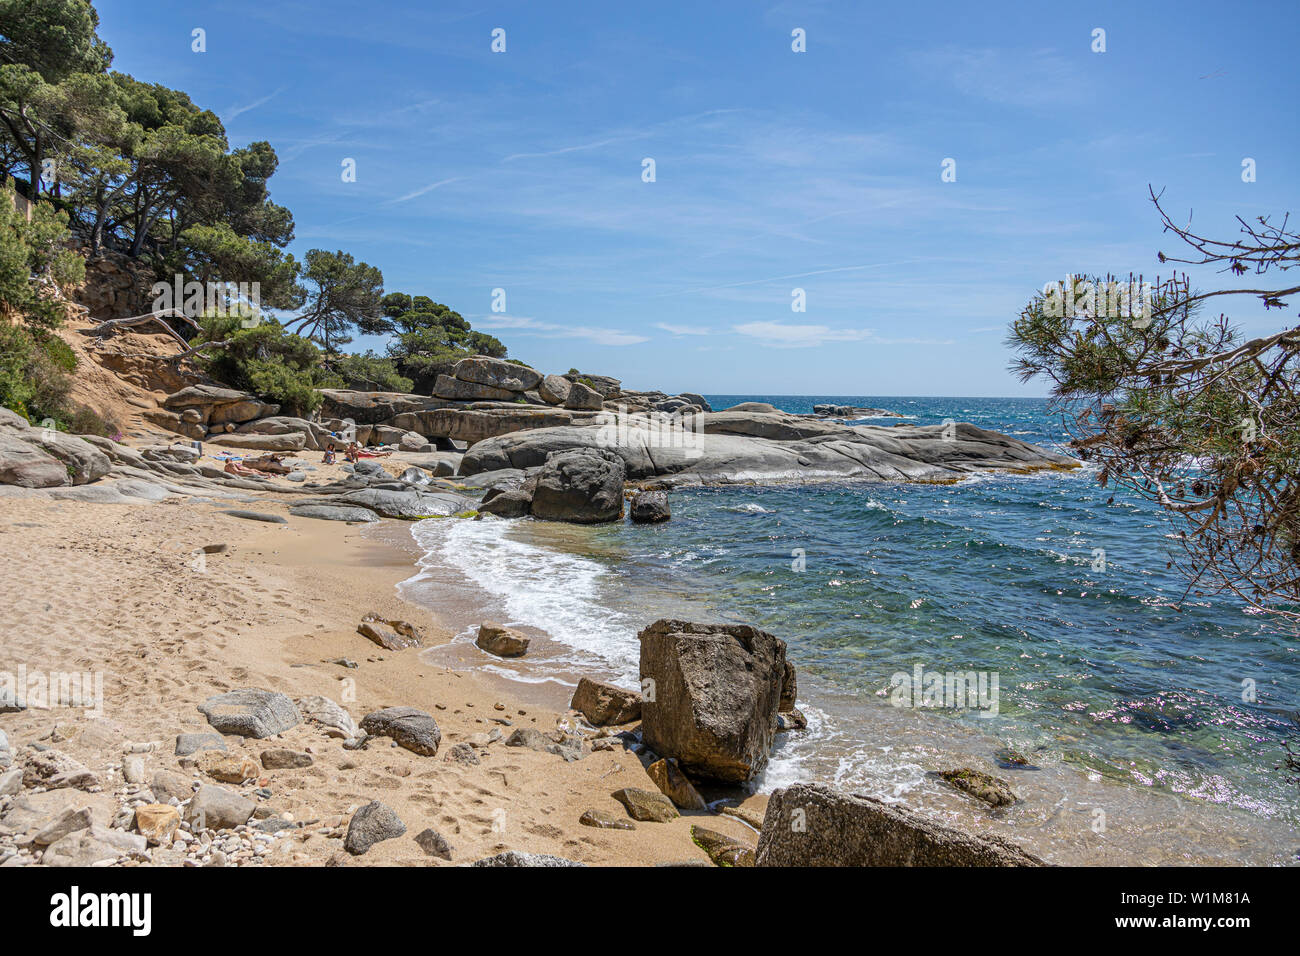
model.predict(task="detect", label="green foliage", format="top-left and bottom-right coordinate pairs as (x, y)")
top-left (289, 249), bottom-right (384, 354)
top-left (0, 0), bottom-right (112, 82)
top-left (332, 351), bottom-right (412, 392)
top-left (0, 179), bottom-right (85, 327)
top-left (376, 295), bottom-right (509, 393)
top-left (196, 313), bottom-right (329, 416)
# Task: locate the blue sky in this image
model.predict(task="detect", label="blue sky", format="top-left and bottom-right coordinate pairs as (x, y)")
top-left (97, 0), bottom-right (1299, 395)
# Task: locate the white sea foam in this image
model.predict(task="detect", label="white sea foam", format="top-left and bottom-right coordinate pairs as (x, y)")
top-left (406, 518), bottom-right (643, 686)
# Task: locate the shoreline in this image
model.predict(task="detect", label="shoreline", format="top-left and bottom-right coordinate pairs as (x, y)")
top-left (394, 498), bottom-right (1299, 867)
top-left (0, 493), bottom-right (767, 866)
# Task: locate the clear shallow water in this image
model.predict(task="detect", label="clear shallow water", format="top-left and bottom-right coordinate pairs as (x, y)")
top-left (399, 395), bottom-right (1300, 864)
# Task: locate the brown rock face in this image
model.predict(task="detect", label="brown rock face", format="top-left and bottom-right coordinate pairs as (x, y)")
top-left (638, 619), bottom-right (789, 784)
top-left (569, 677), bottom-right (641, 726)
top-left (646, 757), bottom-right (708, 810)
top-left (611, 787), bottom-right (679, 822)
top-left (755, 783), bottom-right (1045, 867)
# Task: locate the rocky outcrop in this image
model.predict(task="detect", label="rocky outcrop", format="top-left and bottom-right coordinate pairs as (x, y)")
top-left (638, 619), bottom-right (790, 783)
top-left (163, 385), bottom-right (278, 425)
top-left (755, 783), bottom-right (1044, 866)
top-left (454, 356), bottom-right (542, 392)
top-left (0, 410), bottom-right (111, 487)
top-left (564, 381), bottom-right (604, 410)
top-left (538, 374), bottom-right (571, 405)
top-left (460, 415), bottom-right (1077, 486)
top-left (813, 403), bottom-right (895, 418)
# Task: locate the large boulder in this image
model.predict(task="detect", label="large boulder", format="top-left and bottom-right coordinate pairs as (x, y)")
top-left (529, 448), bottom-right (624, 523)
top-left (236, 416), bottom-right (335, 451)
top-left (197, 689), bottom-right (301, 739)
top-left (563, 372), bottom-right (621, 397)
top-left (433, 374), bottom-right (518, 402)
top-left (637, 619), bottom-right (789, 783)
top-left (564, 381), bottom-right (604, 410)
top-left (390, 405), bottom-right (591, 445)
top-left (538, 374), bottom-right (572, 405)
top-left (23, 432), bottom-right (111, 485)
top-left (318, 389), bottom-right (444, 426)
top-left (209, 431), bottom-right (307, 452)
top-left (0, 430), bottom-right (69, 487)
top-left (453, 356), bottom-right (542, 392)
top-left (755, 783), bottom-right (1044, 867)
top-left (163, 385), bottom-right (276, 424)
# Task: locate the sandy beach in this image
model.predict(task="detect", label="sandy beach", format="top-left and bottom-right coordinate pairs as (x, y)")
top-left (0, 488), bottom-right (769, 866)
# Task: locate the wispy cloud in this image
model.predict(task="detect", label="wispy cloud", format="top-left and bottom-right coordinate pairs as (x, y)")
top-left (733, 321), bottom-right (954, 349)
top-left (655, 322), bottom-right (713, 336)
top-left (223, 86), bottom-right (287, 123)
top-left (476, 315), bottom-right (648, 347)
top-left (384, 177), bottom-right (462, 205)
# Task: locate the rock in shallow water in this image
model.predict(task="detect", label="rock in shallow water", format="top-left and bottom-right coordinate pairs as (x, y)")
top-left (937, 767), bottom-right (1017, 807)
top-left (475, 621), bottom-right (529, 657)
top-left (755, 783), bottom-right (1043, 867)
top-left (630, 489), bottom-right (671, 523)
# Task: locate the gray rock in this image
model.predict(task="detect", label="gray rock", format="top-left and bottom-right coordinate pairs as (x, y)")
top-left (564, 381), bottom-right (604, 410)
top-left (504, 728), bottom-right (583, 762)
top-left (444, 742), bottom-right (479, 766)
top-left (630, 489), bottom-right (670, 523)
top-left (529, 448), bottom-right (624, 523)
top-left (638, 618), bottom-right (790, 783)
top-left (221, 509), bottom-right (287, 524)
top-left (478, 488), bottom-right (533, 517)
top-left (0, 728), bottom-right (9, 767)
top-left (295, 488), bottom-right (472, 520)
top-left (297, 695), bottom-right (361, 739)
top-left (345, 800), bottom-right (406, 854)
top-left (453, 356), bottom-right (542, 392)
top-left (22, 431), bottom-right (112, 485)
top-left (174, 732), bottom-right (226, 756)
top-left (0, 429), bottom-right (68, 488)
top-left (32, 806), bottom-right (94, 846)
top-left (470, 850), bottom-right (585, 867)
top-left (183, 785), bottom-right (255, 831)
top-left (414, 827), bottom-right (455, 860)
top-left (288, 503), bottom-right (379, 522)
top-left (210, 431), bottom-right (306, 452)
top-left (197, 689), bottom-right (302, 738)
top-left (359, 706), bottom-right (441, 756)
top-left (538, 374), bottom-right (572, 405)
top-left (755, 783), bottom-right (1044, 867)
top-left (433, 374), bottom-right (518, 402)
top-left (0, 767), bottom-right (22, 796)
top-left (150, 769), bottom-right (193, 804)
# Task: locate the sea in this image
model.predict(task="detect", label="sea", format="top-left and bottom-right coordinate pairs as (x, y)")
top-left (391, 395), bottom-right (1300, 865)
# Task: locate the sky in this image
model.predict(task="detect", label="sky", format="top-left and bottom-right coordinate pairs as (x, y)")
top-left (96, 0), bottom-right (1300, 395)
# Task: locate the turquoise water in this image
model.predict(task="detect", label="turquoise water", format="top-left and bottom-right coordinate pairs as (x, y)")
top-left (405, 395), bottom-right (1299, 863)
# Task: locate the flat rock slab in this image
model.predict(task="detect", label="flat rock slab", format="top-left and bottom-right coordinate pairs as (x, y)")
top-left (359, 706), bottom-right (441, 756)
top-left (198, 689), bottom-right (301, 739)
top-left (289, 504), bottom-right (379, 523)
top-left (175, 732), bottom-right (227, 756)
top-left (221, 510), bottom-right (287, 524)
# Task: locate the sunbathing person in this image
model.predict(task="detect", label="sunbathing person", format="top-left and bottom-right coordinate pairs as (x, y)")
top-left (323, 444), bottom-right (337, 464)
top-left (223, 459), bottom-right (264, 478)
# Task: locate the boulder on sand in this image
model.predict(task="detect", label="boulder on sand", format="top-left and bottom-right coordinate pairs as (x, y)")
top-left (0, 430), bottom-right (69, 487)
top-left (755, 783), bottom-right (1044, 867)
top-left (638, 619), bottom-right (790, 783)
top-left (197, 688), bottom-right (301, 739)
top-left (345, 800), bottom-right (406, 855)
top-left (529, 447), bottom-right (624, 523)
top-left (359, 706), bottom-right (441, 756)
top-left (569, 677), bottom-right (641, 725)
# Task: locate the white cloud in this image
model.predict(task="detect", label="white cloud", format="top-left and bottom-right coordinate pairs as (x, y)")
top-left (475, 315), bottom-right (648, 346)
top-left (655, 322), bottom-right (713, 336)
top-left (733, 321), bottom-right (955, 349)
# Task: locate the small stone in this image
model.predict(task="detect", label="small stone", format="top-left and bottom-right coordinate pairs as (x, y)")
top-left (259, 749), bottom-right (313, 770)
top-left (579, 809), bottom-right (636, 831)
top-left (121, 755), bottom-right (147, 784)
top-left (197, 751), bottom-right (259, 784)
top-left (33, 807), bottom-right (94, 846)
top-left (611, 787), bottom-right (679, 823)
top-left (444, 742), bottom-right (479, 766)
top-left (174, 733), bottom-right (226, 757)
top-left (413, 827), bottom-right (454, 860)
top-left (134, 804), bottom-right (181, 845)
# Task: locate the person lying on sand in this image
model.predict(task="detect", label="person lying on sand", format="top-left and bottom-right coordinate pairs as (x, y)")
top-left (223, 459), bottom-right (264, 478)
top-left (346, 441), bottom-right (391, 459)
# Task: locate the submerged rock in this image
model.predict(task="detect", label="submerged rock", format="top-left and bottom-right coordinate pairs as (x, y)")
top-left (630, 489), bottom-right (671, 523)
top-left (755, 783), bottom-right (1044, 867)
top-left (937, 768), bottom-right (1017, 807)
